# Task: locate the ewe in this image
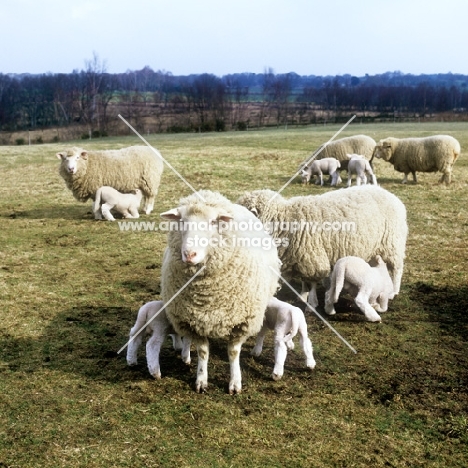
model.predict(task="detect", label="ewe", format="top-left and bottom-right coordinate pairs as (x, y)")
top-left (160, 190), bottom-right (280, 394)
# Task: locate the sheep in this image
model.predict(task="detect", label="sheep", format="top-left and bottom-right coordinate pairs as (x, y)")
top-left (160, 190), bottom-right (280, 394)
top-left (301, 158), bottom-right (342, 186)
top-left (371, 135), bottom-right (460, 184)
top-left (93, 186), bottom-right (143, 221)
top-left (126, 300), bottom-right (191, 379)
top-left (346, 154), bottom-right (377, 187)
top-left (237, 185), bottom-right (407, 308)
top-left (300, 134), bottom-right (376, 175)
top-left (56, 145), bottom-right (164, 214)
top-left (324, 255), bottom-right (395, 323)
top-left (251, 297), bottom-right (316, 380)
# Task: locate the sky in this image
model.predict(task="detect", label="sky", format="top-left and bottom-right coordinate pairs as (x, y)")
top-left (1, 0), bottom-right (467, 77)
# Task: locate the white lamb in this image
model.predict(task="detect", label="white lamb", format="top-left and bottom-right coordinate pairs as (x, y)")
top-left (56, 146), bottom-right (164, 214)
top-left (324, 256), bottom-right (395, 323)
top-left (251, 297), bottom-right (316, 381)
top-left (160, 190), bottom-right (280, 394)
top-left (300, 134), bottom-right (376, 176)
top-left (126, 300), bottom-right (191, 379)
top-left (371, 135), bottom-right (460, 184)
top-left (346, 154), bottom-right (377, 187)
top-left (93, 186), bottom-right (143, 221)
top-left (301, 158), bottom-right (342, 186)
top-left (237, 185), bottom-right (407, 308)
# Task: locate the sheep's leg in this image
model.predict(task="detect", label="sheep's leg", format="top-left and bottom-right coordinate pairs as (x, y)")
top-left (144, 196), bottom-right (155, 215)
top-left (126, 327), bottom-right (144, 366)
top-left (93, 201), bottom-right (103, 220)
top-left (228, 338), bottom-right (245, 394)
top-left (181, 336), bottom-right (191, 365)
top-left (298, 323), bottom-right (316, 370)
top-left (305, 282), bottom-right (318, 308)
top-left (300, 281), bottom-right (310, 302)
top-left (402, 173), bottom-right (409, 184)
top-left (146, 324), bottom-right (169, 379)
top-left (127, 207), bottom-right (140, 218)
top-left (354, 291), bottom-right (381, 322)
top-left (101, 203), bottom-right (116, 221)
top-left (412, 172), bottom-right (417, 183)
top-left (251, 324), bottom-right (268, 357)
top-left (324, 286), bottom-right (337, 315)
top-left (347, 172), bottom-right (352, 187)
top-left (319, 173), bottom-right (324, 186)
top-left (272, 337), bottom-right (288, 381)
top-left (374, 295), bottom-right (389, 313)
top-left (195, 338), bottom-right (209, 393)
top-left (392, 267), bottom-right (403, 295)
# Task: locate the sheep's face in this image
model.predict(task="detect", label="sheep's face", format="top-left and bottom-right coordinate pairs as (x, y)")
top-left (56, 147), bottom-right (88, 174)
top-left (373, 142), bottom-right (393, 161)
top-left (161, 205), bottom-right (233, 265)
top-left (300, 168), bottom-right (311, 184)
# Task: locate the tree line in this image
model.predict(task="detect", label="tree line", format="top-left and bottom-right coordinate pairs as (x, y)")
top-left (1, 59), bottom-right (468, 138)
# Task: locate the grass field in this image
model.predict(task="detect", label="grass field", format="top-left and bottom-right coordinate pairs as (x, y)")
top-left (0, 122), bottom-right (467, 467)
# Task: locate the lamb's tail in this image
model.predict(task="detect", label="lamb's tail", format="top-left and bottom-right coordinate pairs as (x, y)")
top-left (331, 264), bottom-right (345, 304)
top-left (92, 188), bottom-right (102, 215)
top-left (283, 308), bottom-right (300, 343)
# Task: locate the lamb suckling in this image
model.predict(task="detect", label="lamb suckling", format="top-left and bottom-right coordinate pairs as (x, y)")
top-left (237, 185), bottom-right (407, 308)
top-left (160, 190), bottom-right (280, 394)
top-left (324, 255), bottom-right (395, 322)
top-left (126, 300), bottom-right (191, 379)
top-left (251, 297), bottom-right (316, 380)
top-left (56, 145), bottom-right (164, 214)
top-left (346, 154), bottom-right (377, 187)
top-left (93, 186), bottom-right (143, 221)
top-left (301, 157), bottom-right (342, 186)
top-left (371, 135), bottom-right (460, 184)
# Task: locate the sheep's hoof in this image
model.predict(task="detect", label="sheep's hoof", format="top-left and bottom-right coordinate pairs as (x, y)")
top-left (272, 373), bottom-right (283, 381)
top-left (150, 372), bottom-right (162, 380)
top-left (229, 387), bottom-right (242, 395)
top-left (195, 382), bottom-right (208, 393)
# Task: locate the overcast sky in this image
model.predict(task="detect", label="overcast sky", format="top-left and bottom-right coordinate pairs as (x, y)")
top-left (1, 0), bottom-right (467, 77)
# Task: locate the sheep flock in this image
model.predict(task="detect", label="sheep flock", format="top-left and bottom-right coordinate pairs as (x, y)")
top-left (54, 129), bottom-right (461, 393)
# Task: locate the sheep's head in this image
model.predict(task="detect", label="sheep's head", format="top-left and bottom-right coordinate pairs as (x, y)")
top-left (56, 147), bottom-right (88, 174)
top-left (300, 167), bottom-right (311, 184)
top-left (236, 189), bottom-right (279, 220)
top-left (161, 204), bottom-right (233, 266)
top-left (373, 140), bottom-right (393, 161)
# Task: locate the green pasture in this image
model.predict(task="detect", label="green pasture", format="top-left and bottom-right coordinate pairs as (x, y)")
top-left (0, 122), bottom-right (467, 467)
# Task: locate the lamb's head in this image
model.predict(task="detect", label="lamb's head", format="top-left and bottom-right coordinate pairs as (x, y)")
top-left (161, 193), bottom-right (234, 266)
top-left (300, 167), bottom-right (311, 184)
top-left (373, 140), bottom-right (393, 161)
top-left (56, 147), bottom-right (88, 175)
top-left (132, 189), bottom-right (143, 202)
top-left (374, 255), bottom-right (396, 299)
top-left (236, 189), bottom-right (280, 220)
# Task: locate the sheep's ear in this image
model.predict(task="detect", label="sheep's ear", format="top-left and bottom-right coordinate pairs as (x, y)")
top-left (160, 208), bottom-right (181, 221)
top-left (217, 213), bottom-right (233, 223)
top-left (80, 151), bottom-right (88, 160)
top-left (56, 152), bottom-right (66, 160)
top-left (250, 207), bottom-right (259, 216)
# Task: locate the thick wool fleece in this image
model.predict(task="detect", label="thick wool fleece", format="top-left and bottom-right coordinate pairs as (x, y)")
top-left (161, 190), bottom-right (280, 341)
top-left (58, 146), bottom-right (164, 202)
top-left (236, 185), bottom-right (407, 287)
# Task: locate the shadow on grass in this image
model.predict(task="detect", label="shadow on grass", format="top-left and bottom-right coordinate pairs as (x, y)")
top-left (8, 205), bottom-right (93, 220)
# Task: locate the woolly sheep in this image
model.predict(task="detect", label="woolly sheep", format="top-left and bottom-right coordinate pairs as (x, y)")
top-left (160, 190), bottom-right (280, 394)
top-left (371, 135), bottom-right (460, 184)
top-left (93, 186), bottom-right (143, 221)
top-left (251, 297), bottom-right (316, 380)
top-left (237, 185), bottom-right (407, 308)
top-left (346, 154), bottom-right (377, 187)
top-left (301, 158), bottom-right (342, 186)
top-left (126, 300), bottom-right (191, 379)
top-left (56, 146), bottom-right (164, 214)
top-left (300, 134), bottom-right (376, 175)
top-left (324, 255), bottom-right (395, 323)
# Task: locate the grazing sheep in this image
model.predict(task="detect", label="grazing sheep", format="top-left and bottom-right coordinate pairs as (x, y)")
top-left (347, 154), bottom-right (377, 187)
top-left (324, 255), bottom-right (395, 323)
top-left (237, 185), bottom-right (407, 308)
top-left (126, 300), bottom-right (191, 379)
top-left (300, 134), bottom-right (376, 175)
top-left (371, 135), bottom-right (460, 184)
top-left (56, 146), bottom-right (164, 214)
top-left (301, 158), bottom-right (342, 186)
top-left (251, 297), bottom-right (316, 380)
top-left (93, 186), bottom-right (143, 221)
top-left (160, 190), bottom-right (280, 394)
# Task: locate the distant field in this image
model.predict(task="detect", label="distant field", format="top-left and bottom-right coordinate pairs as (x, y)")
top-left (0, 122), bottom-right (467, 467)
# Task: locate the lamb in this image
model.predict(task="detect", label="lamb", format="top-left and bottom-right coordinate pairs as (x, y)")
top-left (371, 135), bottom-right (460, 184)
top-left (126, 300), bottom-right (191, 379)
top-left (301, 158), bottom-right (342, 186)
top-left (56, 145), bottom-right (164, 214)
top-left (93, 186), bottom-right (143, 221)
top-left (251, 297), bottom-right (316, 380)
top-left (324, 255), bottom-right (395, 323)
top-left (346, 154), bottom-right (377, 187)
top-left (160, 190), bottom-right (280, 394)
top-left (237, 185), bottom-right (407, 308)
top-left (300, 134), bottom-right (376, 176)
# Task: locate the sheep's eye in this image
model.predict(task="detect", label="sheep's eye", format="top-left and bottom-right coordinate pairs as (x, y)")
top-left (210, 219), bottom-right (217, 226)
